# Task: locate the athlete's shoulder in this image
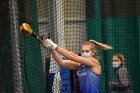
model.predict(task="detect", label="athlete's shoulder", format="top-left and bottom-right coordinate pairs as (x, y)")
top-left (90, 57), bottom-right (100, 64)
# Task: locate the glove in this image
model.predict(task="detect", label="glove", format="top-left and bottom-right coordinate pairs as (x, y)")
top-left (42, 39), bottom-right (58, 50)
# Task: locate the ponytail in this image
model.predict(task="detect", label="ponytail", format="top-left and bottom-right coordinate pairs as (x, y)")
top-left (89, 40), bottom-right (113, 50)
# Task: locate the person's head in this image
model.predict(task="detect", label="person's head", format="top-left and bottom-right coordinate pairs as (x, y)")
top-left (112, 54), bottom-right (125, 68)
top-left (81, 40), bottom-right (112, 59)
top-left (81, 41), bottom-right (97, 58)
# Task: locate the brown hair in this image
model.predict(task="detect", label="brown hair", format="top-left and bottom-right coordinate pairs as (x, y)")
top-left (113, 54), bottom-right (125, 65)
top-left (82, 40), bottom-right (113, 59)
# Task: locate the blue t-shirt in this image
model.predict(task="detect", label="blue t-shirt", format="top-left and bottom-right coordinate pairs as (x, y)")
top-left (77, 64), bottom-right (100, 93)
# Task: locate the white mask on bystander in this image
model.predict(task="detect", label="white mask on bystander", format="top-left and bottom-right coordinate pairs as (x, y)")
top-left (112, 61), bottom-right (121, 68)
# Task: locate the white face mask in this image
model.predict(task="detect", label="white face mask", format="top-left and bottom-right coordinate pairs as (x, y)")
top-left (81, 52), bottom-right (90, 58)
top-left (112, 61), bottom-right (121, 68)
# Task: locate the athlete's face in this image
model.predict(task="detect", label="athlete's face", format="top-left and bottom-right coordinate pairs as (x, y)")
top-left (82, 45), bottom-right (95, 57)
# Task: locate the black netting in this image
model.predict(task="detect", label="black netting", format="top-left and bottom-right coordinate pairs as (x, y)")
top-left (0, 0), bottom-right (139, 93)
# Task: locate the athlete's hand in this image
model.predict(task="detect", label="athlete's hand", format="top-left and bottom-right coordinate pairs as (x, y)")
top-left (42, 39), bottom-right (58, 50)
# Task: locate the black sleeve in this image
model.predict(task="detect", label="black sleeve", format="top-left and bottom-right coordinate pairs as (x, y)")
top-left (109, 81), bottom-right (120, 90)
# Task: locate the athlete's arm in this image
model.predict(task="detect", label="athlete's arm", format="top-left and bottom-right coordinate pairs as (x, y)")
top-left (56, 47), bottom-right (100, 67)
top-left (51, 49), bottom-right (79, 70)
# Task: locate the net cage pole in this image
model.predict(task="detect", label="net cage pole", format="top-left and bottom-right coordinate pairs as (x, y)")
top-left (9, 0), bottom-right (23, 93)
top-left (53, 0), bottom-right (65, 92)
top-left (45, 0), bottom-right (65, 92)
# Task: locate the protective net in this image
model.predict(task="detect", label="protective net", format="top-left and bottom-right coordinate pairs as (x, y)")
top-left (0, 0), bottom-right (140, 93)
